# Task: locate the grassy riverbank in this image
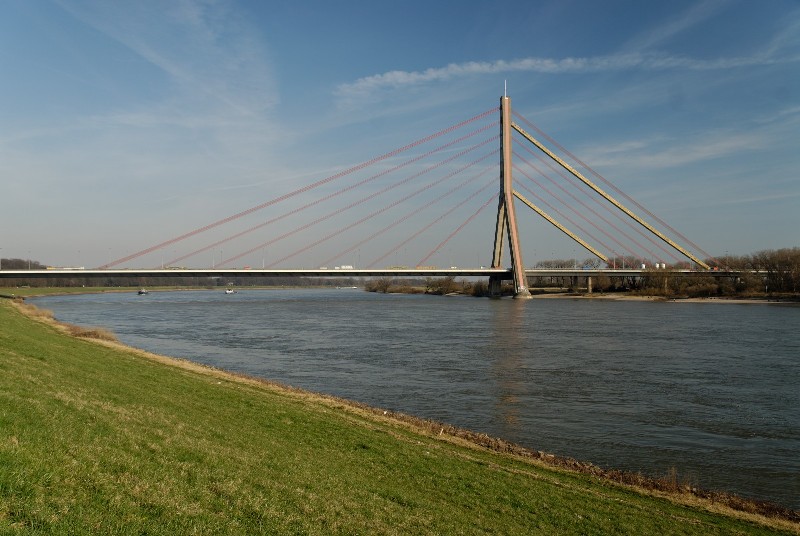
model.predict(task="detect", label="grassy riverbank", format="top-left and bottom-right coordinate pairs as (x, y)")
top-left (1, 299), bottom-right (797, 534)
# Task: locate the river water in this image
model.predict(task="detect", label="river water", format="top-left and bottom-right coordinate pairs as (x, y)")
top-left (33, 289), bottom-right (800, 509)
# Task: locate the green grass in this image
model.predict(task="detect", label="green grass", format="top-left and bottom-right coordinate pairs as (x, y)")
top-left (0, 299), bottom-right (796, 535)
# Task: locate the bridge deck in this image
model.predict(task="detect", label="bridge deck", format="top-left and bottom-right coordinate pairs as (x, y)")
top-left (0, 268), bottom-right (739, 280)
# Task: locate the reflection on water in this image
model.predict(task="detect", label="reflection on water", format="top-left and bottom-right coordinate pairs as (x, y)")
top-left (489, 299), bottom-right (527, 434)
top-left (34, 289), bottom-right (800, 509)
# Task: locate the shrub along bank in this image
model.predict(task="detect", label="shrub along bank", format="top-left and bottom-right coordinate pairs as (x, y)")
top-left (1, 298), bottom-right (797, 534)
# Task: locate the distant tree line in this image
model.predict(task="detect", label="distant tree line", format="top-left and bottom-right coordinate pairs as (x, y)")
top-left (0, 268), bottom-right (363, 290)
top-left (527, 247), bottom-right (800, 297)
top-left (0, 258), bottom-right (47, 270)
top-left (365, 276), bottom-right (515, 297)
top-left (634, 247), bottom-right (800, 297)
top-left (713, 247), bottom-right (800, 294)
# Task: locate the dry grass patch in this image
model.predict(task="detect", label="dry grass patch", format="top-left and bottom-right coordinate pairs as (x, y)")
top-left (14, 300), bottom-right (54, 320)
top-left (63, 324), bottom-right (118, 342)
top-left (10, 298), bottom-right (117, 342)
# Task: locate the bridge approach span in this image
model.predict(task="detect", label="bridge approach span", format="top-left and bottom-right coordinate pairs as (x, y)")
top-left (0, 268), bottom-right (740, 281)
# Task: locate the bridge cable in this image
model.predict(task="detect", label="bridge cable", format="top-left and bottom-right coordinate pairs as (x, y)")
top-left (516, 141), bottom-right (684, 264)
top-left (258, 151), bottom-right (497, 268)
top-left (514, 165), bottom-right (633, 262)
top-left (512, 111), bottom-right (715, 264)
top-left (320, 164), bottom-right (497, 268)
top-left (100, 107), bottom-right (497, 269)
top-left (219, 140), bottom-right (497, 267)
top-left (416, 195), bottom-right (496, 268)
top-left (510, 121), bottom-right (710, 269)
top-left (513, 150), bottom-right (681, 264)
top-left (513, 173), bottom-right (625, 262)
top-left (514, 152), bottom-right (642, 259)
top-left (368, 182), bottom-right (495, 268)
top-left (164, 121), bottom-right (498, 267)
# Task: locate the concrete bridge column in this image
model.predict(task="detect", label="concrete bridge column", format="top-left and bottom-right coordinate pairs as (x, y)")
top-left (489, 275), bottom-right (503, 297)
top-left (491, 96), bottom-right (531, 300)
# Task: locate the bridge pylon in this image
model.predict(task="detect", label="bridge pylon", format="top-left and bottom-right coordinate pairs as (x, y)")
top-left (491, 96), bottom-right (531, 299)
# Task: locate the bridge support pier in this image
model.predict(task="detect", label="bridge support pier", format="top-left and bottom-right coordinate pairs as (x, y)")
top-left (489, 274), bottom-right (503, 298)
top-left (491, 95), bottom-right (531, 300)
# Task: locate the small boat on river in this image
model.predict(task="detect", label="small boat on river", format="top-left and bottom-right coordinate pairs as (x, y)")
top-left (137, 289), bottom-right (148, 295)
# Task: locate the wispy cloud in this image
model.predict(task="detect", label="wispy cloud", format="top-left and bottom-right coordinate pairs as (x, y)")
top-left (57, 0), bottom-right (278, 116)
top-left (335, 51), bottom-right (796, 105)
top-left (588, 100), bottom-right (800, 172)
top-left (582, 130), bottom-right (763, 171)
top-left (32, 1), bottom-right (290, 199)
top-left (716, 190), bottom-right (800, 206)
top-left (620, 0), bottom-right (729, 51)
top-left (763, 6), bottom-right (800, 57)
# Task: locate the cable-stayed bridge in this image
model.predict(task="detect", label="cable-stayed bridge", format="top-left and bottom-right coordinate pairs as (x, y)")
top-left (7, 97), bottom-right (723, 297)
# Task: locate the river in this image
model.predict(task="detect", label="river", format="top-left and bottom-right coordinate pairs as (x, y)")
top-left (33, 289), bottom-right (800, 509)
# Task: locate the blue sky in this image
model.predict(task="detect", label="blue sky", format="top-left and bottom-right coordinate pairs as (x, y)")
top-left (1, 0), bottom-right (798, 269)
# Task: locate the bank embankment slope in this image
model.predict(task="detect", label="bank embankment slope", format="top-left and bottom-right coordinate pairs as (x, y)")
top-left (1, 299), bottom-right (797, 534)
